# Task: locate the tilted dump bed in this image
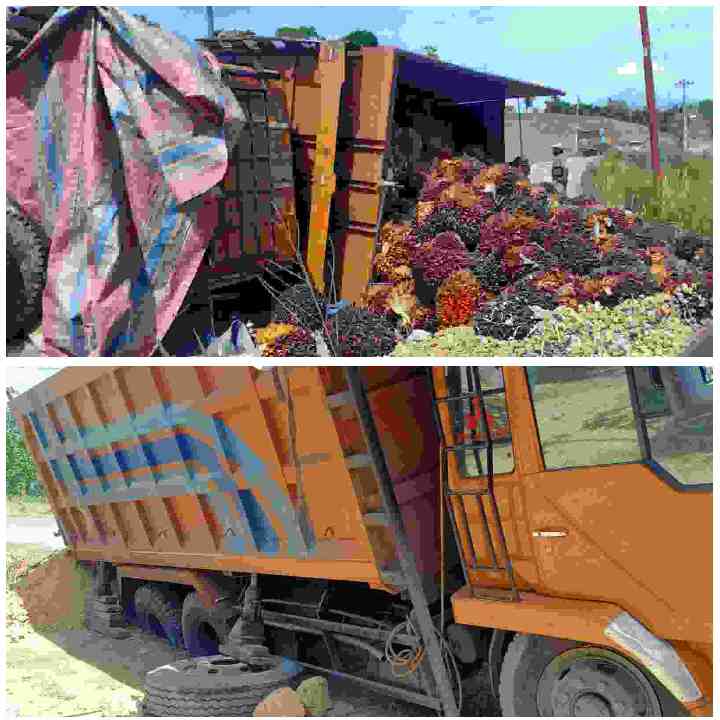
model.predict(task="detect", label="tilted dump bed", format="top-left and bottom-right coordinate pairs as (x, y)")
top-left (12, 367), bottom-right (443, 594)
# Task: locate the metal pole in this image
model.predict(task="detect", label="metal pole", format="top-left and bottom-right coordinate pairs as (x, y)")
top-left (516, 99), bottom-right (524, 158)
top-left (639, 7), bottom-right (662, 178)
top-left (206, 6), bottom-right (214, 38)
top-left (575, 96), bottom-right (580, 153)
top-left (345, 369), bottom-right (459, 717)
top-left (675, 79), bottom-right (694, 152)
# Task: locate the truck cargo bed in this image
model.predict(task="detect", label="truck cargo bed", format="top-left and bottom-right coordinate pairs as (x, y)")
top-left (12, 366), bottom-right (442, 592)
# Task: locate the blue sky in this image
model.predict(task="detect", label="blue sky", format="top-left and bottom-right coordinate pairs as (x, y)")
top-left (123, 5), bottom-right (713, 106)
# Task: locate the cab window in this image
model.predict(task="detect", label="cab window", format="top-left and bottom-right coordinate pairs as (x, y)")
top-left (629, 367), bottom-right (712, 488)
top-left (527, 367), bottom-right (643, 469)
top-left (444, 367), bottom-right (514, 476)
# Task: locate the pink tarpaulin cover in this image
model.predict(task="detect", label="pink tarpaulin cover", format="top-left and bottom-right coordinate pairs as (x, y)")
top-left (6, 7), bottom-right (244, 355)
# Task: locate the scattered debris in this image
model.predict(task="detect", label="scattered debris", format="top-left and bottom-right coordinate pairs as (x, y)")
top-left (296, 676), bottom-right (331, 716)
top-left (254, 686), bottom-right (306, 717)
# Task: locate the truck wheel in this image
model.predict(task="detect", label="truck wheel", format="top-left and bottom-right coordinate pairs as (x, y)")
top-left (134, 585), bottom-right (184, 649)
top-left (499, 634), bottom-right (670, 716)
top-left (6, 203), bottom-right (48, 342)
top-left (182, 591), bottom-right (233, 657)
top-left (143, 654), bottom-right (301, 716)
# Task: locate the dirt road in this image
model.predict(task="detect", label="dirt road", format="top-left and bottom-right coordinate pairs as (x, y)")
top-left (7, 622), bottom-right (499, 716)
top-left (6, 517), bottom-right (65, 550)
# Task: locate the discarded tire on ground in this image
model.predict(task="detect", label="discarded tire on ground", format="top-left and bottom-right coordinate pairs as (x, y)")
top-left (182, 591), bottom-right (234, 657)
top-left (6, 203), bottom-right (49, 342)
top-left (133, 584), bottom-right (184, 649)
top-left (143, 654), bottom-right (301, 717)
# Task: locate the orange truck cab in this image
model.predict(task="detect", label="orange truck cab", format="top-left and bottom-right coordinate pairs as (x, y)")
top-left (11, 365), bottom-right (712, 716)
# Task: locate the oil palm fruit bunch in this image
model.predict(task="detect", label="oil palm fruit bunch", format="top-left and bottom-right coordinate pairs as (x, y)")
top-left (272, 284), bottom-right (327, 331)
top-left (327, 305), bottom-right (397, 356)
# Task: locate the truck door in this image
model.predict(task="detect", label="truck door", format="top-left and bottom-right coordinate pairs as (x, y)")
top-left (432, 367), bottom-right (540, 599)
top-left (520, 367), bottom-right (712, 644)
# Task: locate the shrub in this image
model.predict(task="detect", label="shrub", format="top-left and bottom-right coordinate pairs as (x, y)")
top-left (6, 410), bottom-right (39, 497)
top-left (593, 152), bottom-right (712, 235)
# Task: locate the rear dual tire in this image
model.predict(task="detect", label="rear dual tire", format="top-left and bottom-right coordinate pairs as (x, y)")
top-left (133, 585), bottom-right (184, 649)
top-left (181, 591), bottom-right (233, 657)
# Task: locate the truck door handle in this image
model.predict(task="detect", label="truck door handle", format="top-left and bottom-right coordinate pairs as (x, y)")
top-left (532, 530), bottom-right (568, 538)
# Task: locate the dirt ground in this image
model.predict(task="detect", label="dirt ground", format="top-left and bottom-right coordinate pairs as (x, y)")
top-left (6, 549), bottom-right (500, 717)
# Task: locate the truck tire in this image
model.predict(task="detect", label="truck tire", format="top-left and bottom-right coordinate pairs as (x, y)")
top-left (143, 654), bottom-right (301, 716)
top-left (499, 633), bottom-right (682, 716)
top-left (7, 203), bottom-right (48, 342)
top-left (182, 591), bottom-right (233, 657)
top-left (84, 592), bottom-right (129, 638)
top-left (134, 584), bottom-right (184, 649)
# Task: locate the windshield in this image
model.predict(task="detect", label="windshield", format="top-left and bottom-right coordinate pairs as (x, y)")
top-left (629, 367), bottom-right (712, 488)
top-left (526, 367), bottom-right (711, 488)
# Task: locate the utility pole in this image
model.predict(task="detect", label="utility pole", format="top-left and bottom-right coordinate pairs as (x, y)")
top-left (575, 95), bottom-right (580, 153)
top-left (675, 78), bottom-right (694, 152)
top-left (516, 99), bottom-right (524, 158)
top-left (206, 6), bottom-right (214, 38)
top-left (639, 7), bottom-right (661, 178)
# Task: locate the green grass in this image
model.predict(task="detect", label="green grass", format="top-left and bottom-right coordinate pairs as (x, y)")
top-left (593, 152), bottom-right (712, 235)
top-left (7, 495), bottom-right (53, 517)
top-left (6, 543), bottom-right (55, 587)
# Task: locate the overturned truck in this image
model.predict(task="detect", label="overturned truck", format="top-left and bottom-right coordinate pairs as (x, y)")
top-left (6, 7), bottom-right (562, 355)
top-left (11, 366), bottom-right (713, 715)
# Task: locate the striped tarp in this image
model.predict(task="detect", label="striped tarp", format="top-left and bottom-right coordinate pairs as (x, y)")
top-left (6, 7), bottom-right (245, 355)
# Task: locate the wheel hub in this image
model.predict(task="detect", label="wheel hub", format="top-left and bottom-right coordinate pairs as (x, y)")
top-left (537, 647), bottom-right (662, 717)
top-left (572, 692), bottom-right (612, 717)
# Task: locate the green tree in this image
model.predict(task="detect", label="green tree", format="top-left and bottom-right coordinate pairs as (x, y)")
top-left (275, 25), bottom-right (322, 39)
top-left (6, 409), bottom-right (39, 497)
top-left (697, 99), bottom-right (713, 124)
top-left (343, 30), bottom-right (379, 48)
top-left (422, 45), bottom-right (439, 59)
top-left (547, 99), bottom-right (573, 114)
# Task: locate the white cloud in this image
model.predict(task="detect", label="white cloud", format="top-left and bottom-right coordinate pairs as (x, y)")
top-left (617, 59), bottom-right (664, 76)
top-left (377, 28), bottom-right (395, 39)
top-left (617, 61), bottom-right (638, 76)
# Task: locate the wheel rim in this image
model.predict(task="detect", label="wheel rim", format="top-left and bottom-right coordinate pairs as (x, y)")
top-left (536, 647), bottom-right (663, 717)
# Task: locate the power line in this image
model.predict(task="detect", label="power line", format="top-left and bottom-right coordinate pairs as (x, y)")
top-left (675, 78), bottom-right (695, 107)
